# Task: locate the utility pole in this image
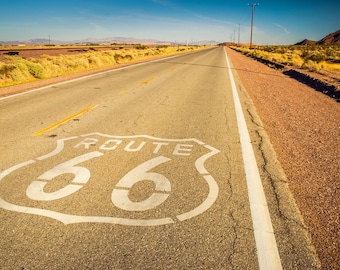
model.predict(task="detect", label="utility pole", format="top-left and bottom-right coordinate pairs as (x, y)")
top-left (248, 3), bottom-right (259, 48)
top-left (238, 23), bottom-right (240, 45)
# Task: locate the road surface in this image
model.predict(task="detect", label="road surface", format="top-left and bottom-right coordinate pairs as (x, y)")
top-left (0, 47), bottom-right (319, 269)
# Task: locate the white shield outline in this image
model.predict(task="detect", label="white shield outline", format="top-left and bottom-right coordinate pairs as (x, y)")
top-left (0, 132), bottom-right (220, 226)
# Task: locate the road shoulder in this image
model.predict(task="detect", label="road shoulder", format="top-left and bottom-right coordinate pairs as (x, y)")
top-left (226, 46), bottom-right (339, 269)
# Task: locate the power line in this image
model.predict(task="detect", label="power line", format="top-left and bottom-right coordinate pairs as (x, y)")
top-left (248, 3), bottom-right (259, 48)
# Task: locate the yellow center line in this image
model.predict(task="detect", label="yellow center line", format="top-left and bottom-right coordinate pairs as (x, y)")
top-left (33, 105), bottom-right (98, 136)
top-left (140, 77), bottom-right (155, 85)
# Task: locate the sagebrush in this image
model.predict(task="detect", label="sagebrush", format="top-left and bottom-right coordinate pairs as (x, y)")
top-left (231, 44), bottom-right (340, 72)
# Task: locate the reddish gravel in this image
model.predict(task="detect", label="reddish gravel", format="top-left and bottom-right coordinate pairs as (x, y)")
top-left (226, 47), bottom-right (340, 269)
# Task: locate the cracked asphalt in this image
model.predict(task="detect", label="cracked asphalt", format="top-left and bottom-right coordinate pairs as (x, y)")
top-left (0, 47), bottom-right (319, 269)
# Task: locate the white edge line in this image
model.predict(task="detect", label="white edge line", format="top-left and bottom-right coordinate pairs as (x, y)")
top-left (224, 49), bottom-right (282, 270)
top-left (0, 50), bottom-right (204, 101)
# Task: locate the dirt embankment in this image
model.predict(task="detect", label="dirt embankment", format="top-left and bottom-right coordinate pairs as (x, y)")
top-left (226, 47), bottom-right (339, 269)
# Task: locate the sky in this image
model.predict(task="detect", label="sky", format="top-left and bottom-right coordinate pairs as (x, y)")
top-left (1, 0), bottom-right (339, 45)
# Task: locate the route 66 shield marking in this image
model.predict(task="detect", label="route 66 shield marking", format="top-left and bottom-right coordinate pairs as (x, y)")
top-left (0, 132), bottom-right (220, 226)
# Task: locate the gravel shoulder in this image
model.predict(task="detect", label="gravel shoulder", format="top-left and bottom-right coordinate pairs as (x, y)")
top-left (226, 47), bottom-right (339, 269)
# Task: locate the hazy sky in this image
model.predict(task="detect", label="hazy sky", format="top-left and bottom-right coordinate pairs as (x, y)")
top-left (1, 0), bottom-right (339, 45)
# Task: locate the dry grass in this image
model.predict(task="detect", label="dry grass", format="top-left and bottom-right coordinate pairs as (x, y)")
top-left (0, 45), bottom-right (209, 88)
top-left (231, 44), bottom-right (340, 73)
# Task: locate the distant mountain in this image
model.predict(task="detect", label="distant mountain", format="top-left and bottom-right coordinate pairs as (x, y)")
top-left (20, 39), bottom-right (52, 45)
top-left (317, 29), bottom-right (340, 44)
top-left (0, 37), bottom-right (219, 46)
top-left (72, 37), bottom-right (168, 45)
top-left (0, 39), bottom-right (63, 46)
top-left (295, 39), bottom-right (316, 45)
top-left (0, 39), bottom-right (60, 45)
top-left (189, 40), bottom-right (218, 45)
top-left (296, 29), bottom-right (340, 45)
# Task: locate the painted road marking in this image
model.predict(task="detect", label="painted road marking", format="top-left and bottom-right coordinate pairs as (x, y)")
top-left (140, 77), bottom-right (155, 85)
top-left (111, 156), bottom-right (171, 211)
top-left (224, 50), bottom-right (282, 270)
top-left (33, 105), bottom-right (97, 136)
top-left (0, 133), bottom-right (220, 226)
top-left (26, 151), bottom-right (104, 201)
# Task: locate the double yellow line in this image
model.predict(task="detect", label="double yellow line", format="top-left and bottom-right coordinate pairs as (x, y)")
top-left (33, 105), bottom-right (97, 136)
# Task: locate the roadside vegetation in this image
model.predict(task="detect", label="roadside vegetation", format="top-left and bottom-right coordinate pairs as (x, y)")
top-left (231, 44), bottom-right (340, 72)
top-left (0, 45), bottom-right (208, 88)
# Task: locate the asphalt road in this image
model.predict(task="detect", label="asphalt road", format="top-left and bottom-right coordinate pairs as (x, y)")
top-left (0, 47), bottom-right (319, 269)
